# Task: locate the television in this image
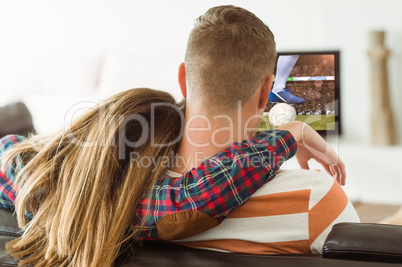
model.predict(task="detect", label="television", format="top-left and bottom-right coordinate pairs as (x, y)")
top-left (259, 51), bottom-right (341, 136)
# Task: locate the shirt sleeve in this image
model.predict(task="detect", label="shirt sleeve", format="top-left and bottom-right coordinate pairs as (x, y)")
top-left (0, 134), bottom-right (26, 210)
top-left (138, 129), bottom-right (297, 230)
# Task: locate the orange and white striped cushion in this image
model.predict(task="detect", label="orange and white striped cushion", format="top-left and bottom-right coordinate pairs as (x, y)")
top-left (173, 169), bottom-right (360, 254)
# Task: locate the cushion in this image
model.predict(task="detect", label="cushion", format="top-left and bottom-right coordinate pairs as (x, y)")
top-left (0, 236), bottom-right (18, 266)
top-left (323, 222), bottom-right (402, 263)
top-left (0, 209), bottom-right (19, 267)
top-left (0, 209), bottom-right (21, 237)
top-left (0, 102), bottom-right (35, 138)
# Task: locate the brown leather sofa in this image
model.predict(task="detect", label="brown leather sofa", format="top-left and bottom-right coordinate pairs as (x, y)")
top-left (1, 208), bottom-right (402, 267)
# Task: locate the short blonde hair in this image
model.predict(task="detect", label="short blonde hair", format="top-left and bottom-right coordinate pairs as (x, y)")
top-left (185, 5), bottom-right (276, 112)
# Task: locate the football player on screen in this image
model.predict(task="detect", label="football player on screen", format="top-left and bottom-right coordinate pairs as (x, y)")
top-left (269, 55), bottom-right (306, 105)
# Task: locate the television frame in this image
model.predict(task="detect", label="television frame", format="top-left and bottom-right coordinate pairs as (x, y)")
top-left (267, 50), bottom-right (341, 136)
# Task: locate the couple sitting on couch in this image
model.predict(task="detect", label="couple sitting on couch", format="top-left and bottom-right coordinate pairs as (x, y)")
top-left (0, 5), bottom-right (359, 267)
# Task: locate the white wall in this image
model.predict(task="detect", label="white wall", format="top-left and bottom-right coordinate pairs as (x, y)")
top-left (1, 0), bottom-right (401, 143)
top-left (1, 0), bottom-right (402, 143)
top-left (1, 0), bottom-right (402, 203)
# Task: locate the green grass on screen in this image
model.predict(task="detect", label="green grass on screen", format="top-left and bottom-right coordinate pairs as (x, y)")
top-left (258, 114), bottom-right (335, 131)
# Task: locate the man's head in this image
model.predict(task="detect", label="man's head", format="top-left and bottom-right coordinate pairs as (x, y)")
top-left (182, 5), bottom-right (276, 113)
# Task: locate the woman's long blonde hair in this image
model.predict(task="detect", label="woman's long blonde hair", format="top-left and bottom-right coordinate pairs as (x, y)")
top-left (1, 88), bottom-right (184, 266)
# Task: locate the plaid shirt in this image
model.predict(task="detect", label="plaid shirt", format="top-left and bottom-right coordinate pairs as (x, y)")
top-left (0, 134), bottom-right (25, 210)
top-left (0, 130), bottom-right (297, 240)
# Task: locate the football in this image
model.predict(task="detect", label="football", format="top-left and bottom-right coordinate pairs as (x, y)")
top-left (268, 103), bottom-right (297, 127)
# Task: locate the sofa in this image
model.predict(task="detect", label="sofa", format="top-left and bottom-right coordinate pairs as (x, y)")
top-left (2, 208), bottom-right (402, 267)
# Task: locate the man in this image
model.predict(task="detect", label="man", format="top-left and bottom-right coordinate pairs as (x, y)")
top-left (164, 5), bottom-right (359, 254)
top-left (171, 6), bottom-right (338, 177)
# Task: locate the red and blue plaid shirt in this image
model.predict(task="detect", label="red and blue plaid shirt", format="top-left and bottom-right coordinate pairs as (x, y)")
top-left (0, 134), bottom-right (25, 211)
top-left (0, 130), bottom-right (297, 240)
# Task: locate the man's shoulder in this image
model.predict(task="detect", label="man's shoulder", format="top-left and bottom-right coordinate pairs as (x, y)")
top-left (248, 169), bottom-right (348, 214)
top-left (250, 169), bottom-right (319, 198)
top-left (266, 169), bottom-right (347, 211)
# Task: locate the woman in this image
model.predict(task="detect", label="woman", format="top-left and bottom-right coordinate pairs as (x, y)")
top-left (1, 88), bottom-right (300, 266)
top-left (1, 88), bottom-right (185, 266)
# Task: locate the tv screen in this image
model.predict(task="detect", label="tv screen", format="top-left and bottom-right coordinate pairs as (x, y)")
top-left (259, 51), bottom-right (341, 135)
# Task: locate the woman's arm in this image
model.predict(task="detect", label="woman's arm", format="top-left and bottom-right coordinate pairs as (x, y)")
top-left (137, 129), bottom-right (297, 238)
top-left (278, 121), bottom-right (346, 185)
top-left (0, 134), bottom-right (26, 211)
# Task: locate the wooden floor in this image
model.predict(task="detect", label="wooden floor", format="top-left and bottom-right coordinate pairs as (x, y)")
top-left (353, 202), bottom-right (402, 223)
